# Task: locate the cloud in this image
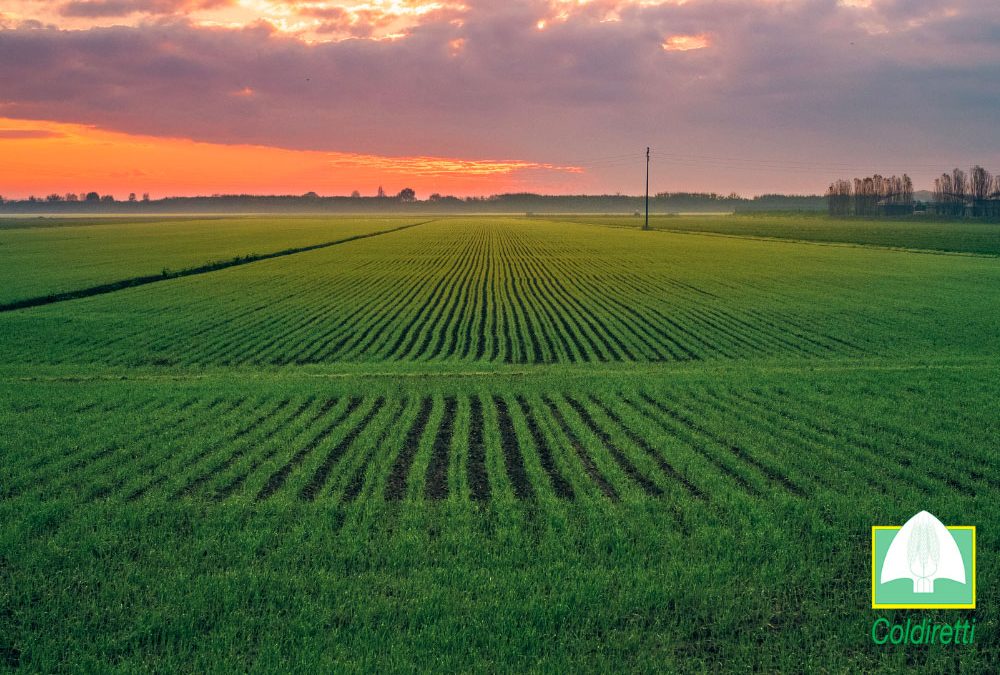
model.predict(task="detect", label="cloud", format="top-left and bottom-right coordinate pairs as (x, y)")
top-left (0, 128), bottom-right (65, 139)
top-left (327, 153), bottom-right (582, 177)
top-left (59, 0), bottom-right (232, 19)
top-left (661, 33), bottom-right (709, 51)
top-left (0, 1), bottom-right (998, 193)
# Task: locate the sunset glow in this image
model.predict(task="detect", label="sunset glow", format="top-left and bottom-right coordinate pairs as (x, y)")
top-left (0, 118), bottom-right (581, 199)
top-left (661, 33), bottom-right (709, 51)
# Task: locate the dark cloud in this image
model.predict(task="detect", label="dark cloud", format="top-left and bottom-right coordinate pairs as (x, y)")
top-left (1, 0), bottom-right (998, 192)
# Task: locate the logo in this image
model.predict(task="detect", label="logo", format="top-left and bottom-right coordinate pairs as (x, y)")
top-left (872, 511), bottom-right (976, 609)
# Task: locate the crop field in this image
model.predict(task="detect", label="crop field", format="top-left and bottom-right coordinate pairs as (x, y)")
top-left (0, 216), bottom-right (423, 306)
top-left (558, 213), bottom-right (1000, 255)
top-left (1, 215), bottom-right (999, 671)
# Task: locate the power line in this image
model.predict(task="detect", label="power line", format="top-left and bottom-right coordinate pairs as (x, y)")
top-left (646, 151), bottom-right (968, 174)
top-left (562, 149), bottom-right (974, 176)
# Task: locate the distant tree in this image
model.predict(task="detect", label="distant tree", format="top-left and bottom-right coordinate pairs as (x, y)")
top-left (128, 192), bottom-right (137, 202)
top-left (100, 194), bottom-right (115, 203)
top-left (428, 193), bottom-right (442, 202)
top-left (46, 193), bottom-right (63, 202)
top-left (932, 177), bottom-right (944, 204)
top-left (826, 179), bottom-right (852, 216)
top-left (901, 174), bottom-right (913, 204)
top-left (992, 175), bottom-right (1000, 218)
top-left (85, 191), bottom-right (100, 202)
top-left (884, 175), bottom-right (898, 202)
top-left (952, 168), bottom-right (967, 201)
top-left (302, 191), bottom-right (319, 199)
top-left (970, 165), bottom-right (992, 216)
top-left (853, 176), bottom-right (879, 216)
top-left (141, 193), bottom-right (150, 202)
top-left (397, 187), bottom-right (416, 202)
top-left (64, 193), bottom-right (79, 202)
top-left (377, 185), bottom-right (386, 198)
top-left (350, 190), bottom-right (361, 198)
top-left (934, 173), bottom-right (953, 215)
top-left (970, 166), bottom-right (992, 200)
top-left (948, 168), bottom-right (967, 216)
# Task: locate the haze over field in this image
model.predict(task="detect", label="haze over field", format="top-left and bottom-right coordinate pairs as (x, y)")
top-left (2, 0), bottom-right (999, 198)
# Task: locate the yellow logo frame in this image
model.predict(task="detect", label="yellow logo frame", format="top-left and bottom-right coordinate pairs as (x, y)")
top-left (871, 525), bottom-right (976, 609)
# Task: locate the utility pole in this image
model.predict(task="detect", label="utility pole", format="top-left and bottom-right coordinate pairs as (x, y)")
top-left (643, 147), bottom-right (650, 231)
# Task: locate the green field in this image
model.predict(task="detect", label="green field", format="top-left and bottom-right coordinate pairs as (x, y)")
top-left (2, 215), bottom-right (998, 671)
top-left (558, 213), bottom-right (1000, 255)
top-left (0, 216), bottom-right (422, 305)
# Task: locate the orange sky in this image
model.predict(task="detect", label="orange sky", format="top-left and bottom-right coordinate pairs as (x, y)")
top-left (1, 2), bottom-right (996, 196)
top-left (0, 117), bottom-right (582, 199)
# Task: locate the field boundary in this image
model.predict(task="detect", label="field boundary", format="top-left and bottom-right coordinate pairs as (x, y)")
top-left (558, 218), bottom-right (1000, 258)
top-left (0, 219), bottom-right (437, 313)
top-left (653, 227), bottom-right (1000, 258)
top-left (4, 356), bottom-right (998, 386)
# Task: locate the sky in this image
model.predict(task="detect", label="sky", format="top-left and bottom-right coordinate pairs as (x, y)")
top-left (1, 0), bottom-right (998, 199)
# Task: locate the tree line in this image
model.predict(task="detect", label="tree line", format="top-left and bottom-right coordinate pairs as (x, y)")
top-left (826, 174), bottom-right (913, 216)
top-left (827, 166), bottom-right (1000, 217)
top-left (16, 192), bottom-right (152, 204)
top-left (0, 191), bottom-right (828, 215)
top-left (932, 167), bottom-right (999, 217)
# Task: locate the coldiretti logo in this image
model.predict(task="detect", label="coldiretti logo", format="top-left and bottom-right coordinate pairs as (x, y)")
top-left (872, 511), bottom-right (976, 609)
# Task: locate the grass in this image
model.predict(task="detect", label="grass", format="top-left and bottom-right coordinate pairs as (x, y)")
top-left (1, 215), bottom-right (998, 671)
top-left (558, 213), bottom-right (1000, 255)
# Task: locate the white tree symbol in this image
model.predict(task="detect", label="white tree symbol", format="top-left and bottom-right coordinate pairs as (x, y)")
top-left (881, 511), bottom-right (965, 594)
top-left (907, 515), bottom-right (940, 593)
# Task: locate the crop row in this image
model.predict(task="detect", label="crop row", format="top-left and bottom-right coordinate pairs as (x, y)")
top-left (8, 384), bottom-right (993, 508)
